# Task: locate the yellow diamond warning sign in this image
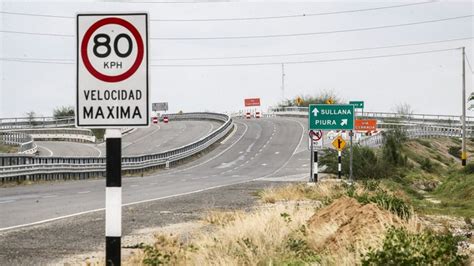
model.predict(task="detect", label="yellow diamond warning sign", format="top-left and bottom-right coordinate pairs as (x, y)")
top-left (332, 136), bottom-right (346, 151)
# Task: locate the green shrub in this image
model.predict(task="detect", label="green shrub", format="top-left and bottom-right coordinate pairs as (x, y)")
top-left (320, 146), bottom-right (392, 179)
top-left (448, 146), bottom-right (461, 158)
top-left (416, 139), bottom-right (432, 148)
top-left (362, 227), bottom-right (467, 266)
top-left (355, 190), bottom-right (412, 220)
top-left (463, 162), bottom-right (474, 174)
top-left (420, 157), bottom-right (436, 173)
top-left (382, 129), bottom-right (408, 167)
top-left (362, 179), bottom-right (380, 191)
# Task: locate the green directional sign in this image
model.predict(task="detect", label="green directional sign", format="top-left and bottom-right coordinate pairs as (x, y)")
top-left (309, 104), bottom-right (355, 130)
top-left (349, 101), bottom-right (364, 109)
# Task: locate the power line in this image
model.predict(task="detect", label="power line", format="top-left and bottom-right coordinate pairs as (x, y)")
top-left (0, 1), bottom-right (434, 21)
top-left (1, 48), bottom-right (460, 67)
top-left (151, 1), bottom-right (435, 21)
top-left (3, 36), bottom-right (472, 62)
top-left (1, 14), bottom-right (471, 40)
top-left (153, 14), bottom-right (474, 40)
top-left (150, 48), bottom-right (460, 67)
top-left (158, 36), bottom-right (474, 60)
top-left (0, 29), bottom-right (73, 37)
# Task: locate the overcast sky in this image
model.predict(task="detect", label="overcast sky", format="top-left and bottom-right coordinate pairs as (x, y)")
top-left (0, 0), bottom-right (473, 118)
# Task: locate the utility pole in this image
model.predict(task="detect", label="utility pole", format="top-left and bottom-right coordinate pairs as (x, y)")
top-left (462, 47), bottom-right (467, 166)
top-left (281, 64), bottom-right (285, 100)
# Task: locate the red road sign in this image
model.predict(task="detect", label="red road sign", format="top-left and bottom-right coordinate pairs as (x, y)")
top-left (244, 98), bottom-right (261, 107)
top-left (355, 119), bottom-right (377, 131)
top-left (163, 116), bottom-right (169, 123)
top-left (309, 130), bottom-right (323, 141)
top-left (245, 112), bottom-right (251, 119)
top-left (152, 117), bottom-right (158, 124)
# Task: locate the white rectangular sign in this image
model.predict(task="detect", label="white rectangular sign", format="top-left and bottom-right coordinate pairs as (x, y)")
top-left (152, 102), bottom-right (168, 112)
top-left (308, 138), bottom-right (323, 150)
top-left (76, 13), bottom-right (149, 128)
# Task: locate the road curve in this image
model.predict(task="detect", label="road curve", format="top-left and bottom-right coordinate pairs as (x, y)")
top-left (35, 120), bottom-right (222, 157)
top-left (0, 117), bottom-right (307, 230)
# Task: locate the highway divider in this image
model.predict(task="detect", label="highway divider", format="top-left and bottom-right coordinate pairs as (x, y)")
top-left (0, 112), bottom-right (232, 183)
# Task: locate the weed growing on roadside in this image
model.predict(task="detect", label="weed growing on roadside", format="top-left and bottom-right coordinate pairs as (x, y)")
top-left (361, 227), bottom-right (467, 265)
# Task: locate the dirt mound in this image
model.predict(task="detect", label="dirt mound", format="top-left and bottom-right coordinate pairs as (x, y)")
top-left (307, 196), bottom-right (404, 252)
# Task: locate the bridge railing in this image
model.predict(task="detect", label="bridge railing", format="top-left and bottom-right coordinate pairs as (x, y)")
top-left (0, 131), bottom-right (37, 154)
top-left (269, 106), bottom-right (474, 126)
top-left (0, 112), bottom-right (232, 183)
top-left (0, 116), bottom-right (75, 129)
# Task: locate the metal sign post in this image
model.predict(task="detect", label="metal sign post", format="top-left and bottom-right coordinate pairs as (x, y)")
top-left (310, 137), bottom-right (314, 182)
top-left (77, 13), bottom-right (149, 265)
top-left (349, 130), bottom-right (353, 182)
top-left (309, 130), bottom-right (323, 183)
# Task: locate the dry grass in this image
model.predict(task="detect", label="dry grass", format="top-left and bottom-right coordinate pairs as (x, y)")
top-left (201, 209), bottom-right (245, 226)
top-left (191, 201), bottom-right (318, 265)
top-left (129, 192), bottom-right (423, 265)
top-left (307, 196), bottom-right (422, 265)
top-left (258, 181), bottom-right (348, 204)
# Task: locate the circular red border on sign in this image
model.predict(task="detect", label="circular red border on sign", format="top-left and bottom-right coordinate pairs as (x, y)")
top-left (81, 17), bottom-right (144, 83)
top-left (309, 130), bottom-right (322, 141)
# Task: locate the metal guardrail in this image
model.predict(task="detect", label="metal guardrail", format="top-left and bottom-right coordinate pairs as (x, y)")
top-left (0, 132), bottom-right (37, 154)
top-left (0, 116), bottom-right (75, 129)
top-left (269, 106), bottom-right (474, 127)
top-left (0, 112), bottom-right (232, 183)
top-left (270, 109), bottom-right (466, 148)
top-left (8, 128), bottom-right (96, 143)
top-left (358, 123), bottom-right (463, 147)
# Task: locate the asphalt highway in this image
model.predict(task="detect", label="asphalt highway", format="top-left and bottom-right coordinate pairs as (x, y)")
top-left (0, 117), bottom-right (309, 229)
top-left (35, 120), bottom-right (221, 157)
top-left (0, 117), bottom-right (325, 264)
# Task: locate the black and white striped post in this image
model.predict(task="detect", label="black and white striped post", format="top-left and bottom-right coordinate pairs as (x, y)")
top-left (337, 150), bottom-right (342, 179)
top-left (313, 150), bottom-right (318, 182)
top-left (105, 129), bottom-right (122, 265)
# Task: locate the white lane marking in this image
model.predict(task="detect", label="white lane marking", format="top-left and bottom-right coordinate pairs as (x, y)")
top-left (91, 145), bottom-right (102, 157)
top-left (161, 122), bottom-right (248, 174)
top-left (292, 119), bottom-right (306, 155)
top-left (275, 151), bottom-right (280, 154)
top-left (77, 191), bottom-right (91, 194)
top-left (206, 121), bottom-right (215, 135)
top-left (0, 118), bottom-right (301, 232)
top-left (42, 195), bottom-right (58, 199)
top-left (123, 125), bottom-right (161, 149)
top-left (261, 163), bottom-right (267, 166)
top-left (37, 145), bottom-right (53, 157)
top-left (302, 164), bottom-right (308, 167)
top-left (0, 200), bottom-right (14, 204)
top-left (246, 143), bottom-right (254, 153)
top-left (220, 124), bottom-right (237, 144)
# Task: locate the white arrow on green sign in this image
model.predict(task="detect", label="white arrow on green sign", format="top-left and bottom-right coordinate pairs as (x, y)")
top-left (349, 101), bottom-right (364, 109)
top-left (309, 104), bottom-right (355, 130)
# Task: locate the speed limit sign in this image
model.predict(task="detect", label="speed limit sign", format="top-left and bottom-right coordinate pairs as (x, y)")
top-left (76, 13), bottom-right (149, 127)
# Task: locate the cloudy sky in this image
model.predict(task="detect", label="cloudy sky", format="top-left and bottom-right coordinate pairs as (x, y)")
top-left (0, 0), bottom-right (473, 118)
